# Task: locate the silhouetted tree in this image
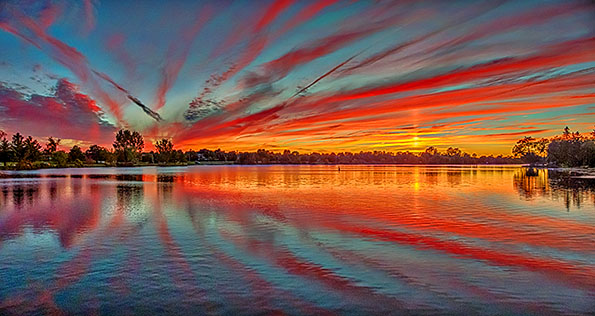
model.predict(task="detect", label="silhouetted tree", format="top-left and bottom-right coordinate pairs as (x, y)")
top-left (173, 150), bottom-right (187, 163)
top-left (8, 133), bottom-right (41, 169)
top-left (11, 133), bottom-right (26, 162)
top-left (2, 128), bottom-right (538, 168)
top-left (0, 130), bottom-right (11, 166)
top-left (85, 145), bottom-right (110, 163)
top-left (154, 138), bottom-right (174, 163)
top-left (68, 146), bottom-right (86, 162)
top-left (53, 151), bottom-right (68, 167)
top-left (113, 129), bottom-right (144, 163)
top-left (11, 133), bottom-right (41, 163)
top-left (562, 126), bottom-right (571, 139)
top-left (513, 127), bottom-right (595, 167)
top-left (141, 152), bottom-right (155, 163)
top-left (44, 137), bottom-right (60, 155)
top-left (425, 146), bottom-right (438, 156)
top-left (547, 127), bottom-right (593, 167)
top-left (185, 150), bottom-right (198, 162)
top-left (512, 136), bottom-right (548, 164)
top-left (579, 141), bottom-right (595, 167)
top-left (24, 136), bottom-right (42, 162)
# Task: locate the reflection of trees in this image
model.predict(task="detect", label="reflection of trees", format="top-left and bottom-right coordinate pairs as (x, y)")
top-left (115, 174), bottom-right (143, 182)
top-left (513, 168), bottom-right (549, 199)
top-left (7, 184), bottom-right (39, 208)
top-left (157, 175), bottom-right (175, 183)
top-left (513, 168), bottom-right (595, 209)
top-left (157, 174), bottom-right (184, 203)
top-left (0, 185), bottom-right (8, 208)
top-left (116, 184), bottom-right (144, 216)
top-left (11, 185), bottom-right (25, 207)
top-left (424, 172), bottom-right (439, 186)
top-left (48, 181), bottom-right (57, 201)
top-left (0, 181), bottom-right (101, 247)
top-left (548, 171), bottom-right (595, 210)
top-left (446, 171), bottom-right (462, 186)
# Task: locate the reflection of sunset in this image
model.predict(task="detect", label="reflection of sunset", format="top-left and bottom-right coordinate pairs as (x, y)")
top-left (514, 168), bottom-right (595, 210)
top-left (1, 166), bottom-right (594, 314)
top-left (514, 168), bottom-right (550, 199)
top-left (2, 0), bottom-right (594, 314)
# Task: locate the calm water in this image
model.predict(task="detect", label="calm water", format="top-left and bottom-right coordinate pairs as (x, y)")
top-left (0, 165), bottom-right (594, 315)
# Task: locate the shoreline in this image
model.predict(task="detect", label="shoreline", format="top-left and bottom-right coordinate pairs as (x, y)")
top-left (1, 162), bottom-right (528, 171)
top-left (547, 167), bottom-right (595, 178)
top-left (2, 162), bottom-right (593, 172)
top-left (2, 165), bottom-right (593, 182)
top-left (0, 162), bottom-right (194, 171)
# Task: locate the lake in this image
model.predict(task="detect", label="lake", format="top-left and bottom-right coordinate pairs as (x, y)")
top-left (1, 165), bottom-right (594, 315)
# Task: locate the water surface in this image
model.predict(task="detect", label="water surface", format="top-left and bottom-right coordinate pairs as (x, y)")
top-left (1, 165), bottom-right (594, 315)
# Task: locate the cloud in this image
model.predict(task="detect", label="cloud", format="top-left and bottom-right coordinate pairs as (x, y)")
top-left (193, 0), bottom-right (295, 102)
top-left (0, 5), bottom-right (124, 122)
top-left (2, 1), bottom-right (594, 154)
top-left (0, 79), bottom-right (116, 144)
top-left (82, 0), bottom-right (96, 35)
top-left (173, 47), bottom-right (595, 152)
top-left (154, 5), bottom-right (215, 111)
top-left (240, 12), bottom-right (408, 90)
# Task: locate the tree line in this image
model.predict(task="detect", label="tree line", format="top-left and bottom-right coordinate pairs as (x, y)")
top-left (1, 128), bottom-right (524, 169)
top-left (190, 147), bottom-right (520, 165)
top-left (2, 127), bottom-right (592, 170)
top-left (512, 126), bottom-right (595, 167)
top-left (0, 129), bottom-right (186, 169)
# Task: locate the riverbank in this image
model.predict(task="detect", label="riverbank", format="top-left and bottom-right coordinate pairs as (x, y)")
top-left (0, 161), bottom-right (193, 171)
top-left (3, 160), bottom-right (594, 173)
top-left (1, 161), bottom-right (530, 171)
top-left (547, 167), bottom-right (595, 179)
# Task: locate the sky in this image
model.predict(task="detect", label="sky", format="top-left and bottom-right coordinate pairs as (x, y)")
top-left (0, 0), bottom-right (594, 154)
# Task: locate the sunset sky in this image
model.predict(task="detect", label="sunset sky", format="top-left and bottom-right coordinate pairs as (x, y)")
top-left (0, 0), bottom-right (594, 154)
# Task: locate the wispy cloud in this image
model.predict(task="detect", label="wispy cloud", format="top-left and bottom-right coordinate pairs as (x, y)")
top-left (1, 0), bottom-right (593, 153)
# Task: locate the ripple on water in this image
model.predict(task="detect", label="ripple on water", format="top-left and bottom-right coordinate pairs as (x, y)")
top-left (0, 166), bottom-right (594, 315)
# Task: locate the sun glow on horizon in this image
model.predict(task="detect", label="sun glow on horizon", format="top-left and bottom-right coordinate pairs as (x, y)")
top-left (0, 0), bottom-right (593, 155)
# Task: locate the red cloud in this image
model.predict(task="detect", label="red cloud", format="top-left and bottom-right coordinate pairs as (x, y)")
top-left (0, 79), bottom-right (116, 145)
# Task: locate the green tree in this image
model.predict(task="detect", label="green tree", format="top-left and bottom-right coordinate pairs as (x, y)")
top-left (562, 126), bottom-right (571, 139)
top-left (44, 137), bottom-right (61, 155)
top-left (68, 145), bottom-right (86, 162)
top-left (85, 145), bottom-right (110, 163)
top-left (512, 136), bottom-right (548, 164)
top-left (546, 127), bottom-right (591, 167)
top-left (11, 133), bottom-right (26, 162)
top-left (113, 129), bottom-right (144, 163)
top-left (105, 151), bottom-right (117, 165)
top-left (0, 130), bottom-right (12, 166)
top-left (579, 141), bottom-right (595, 167)
top-left (10, 133), bottom-right (41, 169)
top-left (154, 138), bottom-right (174, 163)
top-left (173, 149), bottom-right (187, 163)
top-left (446, 147), bottom-right (462, 157)
top-left (548, 139), bottom-right (580, 167)
top-left (420, 146), bottom-right (440, 163)
top-left (53, 151), bottom-right (68, 167)
top-left (24, 136), bottom-right (42, 162)
top-left (425, 146), bottom-right (438, 156)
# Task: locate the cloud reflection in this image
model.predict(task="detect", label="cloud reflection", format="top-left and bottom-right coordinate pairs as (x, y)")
top-left (0, 166), bottom-right (594, 314)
